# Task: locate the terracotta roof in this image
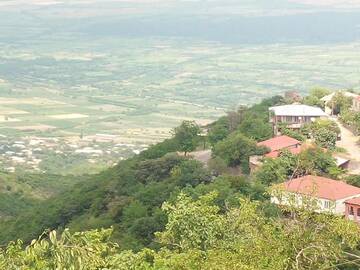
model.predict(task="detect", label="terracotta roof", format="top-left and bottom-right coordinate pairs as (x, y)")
top-left (258, 135), bottom-right (301, 152)
top-left (279, 175), bottom-right (360, 201)
top-left (265, 146), bottom-right (302, 158)
top-left (265, 151), bottom-right (282, 158)
top-left (345, 197), bottom-right (360, 206)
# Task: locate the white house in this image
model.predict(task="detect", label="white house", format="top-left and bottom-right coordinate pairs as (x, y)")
top-left (271, 175), bottom-right (360, 215)
top-left (269, 104), bottom-right (328, 135)
top-left (320, 91), bottom-right (360, 115)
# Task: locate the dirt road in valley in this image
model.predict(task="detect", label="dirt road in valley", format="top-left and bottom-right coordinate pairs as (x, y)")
top-left (334, 118), bottom-right (360, 174)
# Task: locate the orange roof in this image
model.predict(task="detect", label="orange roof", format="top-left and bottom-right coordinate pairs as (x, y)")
top-left (345, 197), bottom-right (360, 206)
top-left (265, 151), bottom-right (282, 158)
top-left (279, 175), bottom-right (360, 201)
top-left (265, 146), bottom-right (302, 158)
top-left (258, 135), bottom-right (300, 152)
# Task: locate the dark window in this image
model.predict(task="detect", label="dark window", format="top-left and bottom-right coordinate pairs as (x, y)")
top-left (350, 206), bottom-right (354, 215)
top-left (357, 208), bottom-right (360, 217)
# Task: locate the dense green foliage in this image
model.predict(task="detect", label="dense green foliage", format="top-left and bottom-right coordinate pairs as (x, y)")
top-left (0, 154), bottom-right (213, 249)
top-left (0, 172), bottom-right (86, 219)
top-left (314, 128), bottom-right (337, 149)
top-left (0, 96), bottom-right (285, 247)
top-left (207, 117), bottom-right (230, 146)
top-left (2, 94), bottom-right (360, 269)
top-left (208, 96), bottom-right (284, 146)
top-left (279, 124), bottom-right (306, 141)
top-left (255, 147), bottom-right (342, 186)
top-left (1, 193), bottom-right (360, 269)
top-left (340, 110), bottom-right (360, 135)
top-left (172, 121), bottom-right (201, 155)
top-left (213, 132), bottom-right (266, 172)
top-left (303, 87), bottom-right (331, 108)
top-left (300, 119), bottom-right (340, 149)
top-left (330, 92), bottom-right (353, 115)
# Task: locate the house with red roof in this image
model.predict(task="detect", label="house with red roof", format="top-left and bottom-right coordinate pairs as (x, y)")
top-left (253, 136), bottom-right (350, 170)
top-left (257, 135), bottom-right (301, 158)
top-left (271, 175), bottom-right (360, 217)
top-left (345, 197), bottom-right (360, 223)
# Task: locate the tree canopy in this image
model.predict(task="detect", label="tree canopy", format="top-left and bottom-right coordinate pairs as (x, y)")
top-left (173, 121), bottom-right (201, 156)
top-left (2, 193), bottom-right (360, 270)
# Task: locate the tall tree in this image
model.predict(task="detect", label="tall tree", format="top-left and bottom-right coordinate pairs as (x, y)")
top-left (213, 131), bottom-right (267, 173)
top-left (173, 121), bottom-right (201, 156)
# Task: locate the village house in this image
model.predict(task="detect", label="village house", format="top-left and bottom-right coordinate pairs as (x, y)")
top-left (269, 104), bottom-right (328, 135)
top-left (320, 91), bottom-right (360, 115)
top-left (250, 135), bottom-right (302, 172)
top-left (271, 175), bottom-right (360, 219)
top-left (344, 197), bottom-right (360, 223)
top-left (250, 135), bottom-right (350, 172)
top-left (257, 135), bottom-right (301, 158)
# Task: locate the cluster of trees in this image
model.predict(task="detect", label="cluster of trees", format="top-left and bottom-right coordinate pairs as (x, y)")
top-left (1, 193), bottom-right (360, 269)
top-left (0, 96), bottom-right (285, 249)
top-left (303, 87), bottom-right (331, 108)
top-left (277, 118), bottom-right (341, 149)
top-left (340, 109), bottom-right (360, 135)
top-left (254, 146), bottom-right (343, 186)
top-left (0, 153), bottom-right (213, 250)
top-left (302, 119), bottom-right (340, 150)
top-left (322, 91), bottom-right (360, 134)
top-left (2, 93), bottom-right (360, 269)
top-left (208, 96), bottom-right (283, 173)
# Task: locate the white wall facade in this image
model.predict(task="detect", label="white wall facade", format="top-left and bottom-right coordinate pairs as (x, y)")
top-left (271, 191), bottom-right (360, 215)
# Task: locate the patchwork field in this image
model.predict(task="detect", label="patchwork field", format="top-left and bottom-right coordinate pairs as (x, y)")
top-left (0, 37), bottom-right (360, 143)
top-left (0, 34), bottom-right (359, 173)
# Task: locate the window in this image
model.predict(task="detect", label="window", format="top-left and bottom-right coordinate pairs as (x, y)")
top-left (350, 206), bottom-right (354, 215)
top-left (324, 200), bottom-right (331, 209)
top-left (285, 116), bottom-right (295, 122)
top-left (357, 208), bottom-right (360, 217)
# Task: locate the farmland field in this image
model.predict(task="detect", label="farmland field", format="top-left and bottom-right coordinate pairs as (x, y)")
top-left (1, 37), bottom-right (360, 141)
top-left (0, 1), bottom-right (359, 173)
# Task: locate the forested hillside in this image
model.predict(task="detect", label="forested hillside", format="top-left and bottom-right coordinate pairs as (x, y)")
top-left (0, 172), bottom-right (86, 220)
top-left (1, 93), bottom-right (360, 269)
top-left (0, 96), bottom-right (284, 247)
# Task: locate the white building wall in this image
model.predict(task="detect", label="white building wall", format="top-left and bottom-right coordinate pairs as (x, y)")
top-left (271, 192), bottom-right (360, 215)
top-left (334, 194), bottom-right (360, 214)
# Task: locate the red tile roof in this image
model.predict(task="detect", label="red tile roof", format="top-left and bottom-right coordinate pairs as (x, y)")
top-left (259, 135), bottom-right (301, 158)
top-left (265, 151), bottom-right (282, 158)
top-left (265, 146), bottom-right (302, 158)
top-left (345, 197), bottom-right (360, 206)
top-left (279, 175), bottom-right (360, 201)
top-left (258, 135), bottom-right (301, 152)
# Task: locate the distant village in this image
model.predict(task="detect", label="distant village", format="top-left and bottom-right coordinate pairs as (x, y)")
top-left (0, 134), bottom-right (148, 174)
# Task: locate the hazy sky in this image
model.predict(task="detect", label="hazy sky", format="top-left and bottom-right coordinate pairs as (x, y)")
top-left (0, 0), bottom-right (359, 44)
top-left (1, 0), bottom-right (360, 10)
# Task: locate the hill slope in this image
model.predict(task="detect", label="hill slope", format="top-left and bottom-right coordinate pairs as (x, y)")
top-left (0, 95), bottom-right (295, 249)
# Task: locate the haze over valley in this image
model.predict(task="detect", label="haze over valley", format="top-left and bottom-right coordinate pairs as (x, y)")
top-left (0, 0), bottom-right (360, 174)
